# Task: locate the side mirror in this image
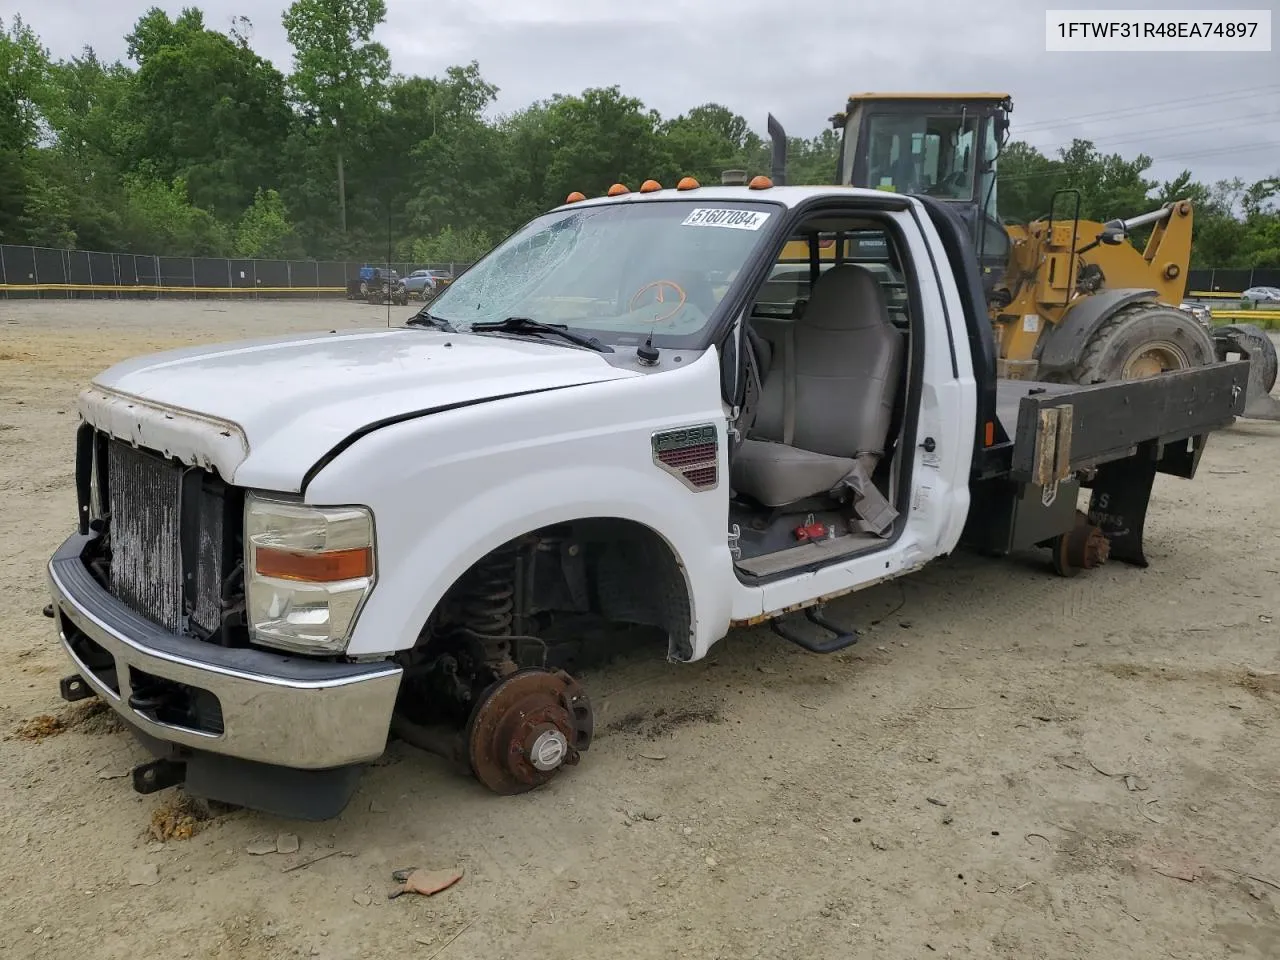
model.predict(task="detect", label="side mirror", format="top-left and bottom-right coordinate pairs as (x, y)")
top-left (994, 114), bottom-right (1009, 146)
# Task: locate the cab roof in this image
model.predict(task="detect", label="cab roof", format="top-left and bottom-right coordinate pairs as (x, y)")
top-left (549, 183), bottom-right (905, 214)
top-left (847, 91), bottom-right (1011, 102)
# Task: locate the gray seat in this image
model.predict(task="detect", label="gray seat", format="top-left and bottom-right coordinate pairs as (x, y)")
top-left (731, 263), bottom-right (904, 536)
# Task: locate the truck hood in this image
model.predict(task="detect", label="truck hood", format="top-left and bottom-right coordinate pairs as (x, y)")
top-left (78, 328), bottom-right (638, 491)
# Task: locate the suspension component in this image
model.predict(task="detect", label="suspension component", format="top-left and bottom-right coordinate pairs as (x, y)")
top-left (533, 531), bottom-right (566, 556)
top-left (459, 542), bottom-right (519, 675)
top-left (395, 530), bottom-right (577, 744)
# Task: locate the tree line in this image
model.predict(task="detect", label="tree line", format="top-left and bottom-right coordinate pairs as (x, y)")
top-left (2, 5), bottom-right (1276, 268)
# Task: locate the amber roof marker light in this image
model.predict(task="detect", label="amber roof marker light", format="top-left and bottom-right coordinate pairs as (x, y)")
top-left (639, 179), bottom-right (662, 193)
top-left (676, 177), bottom-right (700, 190)
top-left (607, 183), bottom-right (629, 196)
top-left (748, 175), bottom-right (774, 190)
top-left (565, 191), bottom-right (586, 203)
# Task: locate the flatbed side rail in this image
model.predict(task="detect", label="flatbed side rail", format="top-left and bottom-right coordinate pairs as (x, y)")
top-left (1007, 360), bottom-right (1249, 484)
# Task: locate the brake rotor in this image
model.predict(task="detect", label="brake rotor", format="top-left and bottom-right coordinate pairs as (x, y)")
top-left (464, 668), bottom-right (593, 795)
top-left (1052, 515), bottom-right (1111, 578)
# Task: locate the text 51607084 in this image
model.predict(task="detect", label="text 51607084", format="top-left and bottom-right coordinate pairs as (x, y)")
top-left (1045, 10), bottom-right (1272, 51)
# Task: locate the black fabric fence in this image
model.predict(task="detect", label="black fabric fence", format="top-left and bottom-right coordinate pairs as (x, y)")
top-left (1185, 267), bottom-right (1280, 295)
top-left (0, 244), bottom-right (471, 299)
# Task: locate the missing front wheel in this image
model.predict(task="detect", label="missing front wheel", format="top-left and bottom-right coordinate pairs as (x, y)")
top-left (465, 668), bottom-right (593, 795)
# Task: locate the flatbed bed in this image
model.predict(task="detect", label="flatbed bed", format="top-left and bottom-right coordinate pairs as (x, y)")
top-left (964, 359), bottom-right (1249, 565)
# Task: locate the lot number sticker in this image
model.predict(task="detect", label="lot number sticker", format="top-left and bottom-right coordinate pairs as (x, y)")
top-left (681, 208), bottom-right (771, 231)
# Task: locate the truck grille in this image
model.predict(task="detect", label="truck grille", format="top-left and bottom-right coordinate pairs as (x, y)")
top-left (101, 437), bottom-right (237, 638)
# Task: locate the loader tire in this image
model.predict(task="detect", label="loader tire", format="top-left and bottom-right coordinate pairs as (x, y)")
top-left (1214, 322), bottom-right (1277, 395)
top-left (1072, 302), bottom-right (1216, 384)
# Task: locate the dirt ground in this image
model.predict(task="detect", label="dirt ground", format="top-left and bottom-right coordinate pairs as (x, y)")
top-left (2, 298), bottom-right (1279, 960)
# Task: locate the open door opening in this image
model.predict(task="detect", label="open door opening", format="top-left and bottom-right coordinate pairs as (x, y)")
top-left (726, 211), bottom-right (919, 581)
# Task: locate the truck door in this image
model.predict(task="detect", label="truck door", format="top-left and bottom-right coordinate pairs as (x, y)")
top-left (733, 201), bottom-right (976, 619)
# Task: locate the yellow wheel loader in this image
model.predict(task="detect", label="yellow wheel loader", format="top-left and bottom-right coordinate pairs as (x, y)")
top-left (764, 94), bottom-right (1279, 419)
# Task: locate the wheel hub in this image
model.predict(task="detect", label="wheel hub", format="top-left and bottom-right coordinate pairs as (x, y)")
top-left (1063, 522), bottom-right (1110, 569)
top-left (1052, 512), bottom-right (1111, 577)
top-left (528, 728), bottom-right (569, 771)
top-left (465, 668), bottom-right (593, 794)
top-left (1122, 339), bottom-right (1188, 379)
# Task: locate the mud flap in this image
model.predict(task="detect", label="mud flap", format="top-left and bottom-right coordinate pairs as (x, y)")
top-left (1241, 387), bottom-right (1280, 421)
top-left (1086, 454), bottom-right (1157, 567)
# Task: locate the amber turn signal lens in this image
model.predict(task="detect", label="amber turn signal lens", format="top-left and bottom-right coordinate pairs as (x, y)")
top-left (255, 545), bottom-right (373, 582)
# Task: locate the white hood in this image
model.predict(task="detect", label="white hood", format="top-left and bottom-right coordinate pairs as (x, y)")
top-left (79, 328), bottom-right (638, 491)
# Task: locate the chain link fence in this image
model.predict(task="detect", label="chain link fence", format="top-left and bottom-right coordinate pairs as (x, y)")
top-left (0, 243), bottom-right (473, 300)
top-left (2, 242), bottom-right (1276, 302)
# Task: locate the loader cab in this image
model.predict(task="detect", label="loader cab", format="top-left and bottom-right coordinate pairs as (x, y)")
top-left (833, 93), bottom-right (1013, 292)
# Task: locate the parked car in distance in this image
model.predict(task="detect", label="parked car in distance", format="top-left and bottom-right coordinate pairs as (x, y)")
top-left (402, 269), bottom-right (454, 299)
top-left (1241, 285), bottom-right (1280, 304)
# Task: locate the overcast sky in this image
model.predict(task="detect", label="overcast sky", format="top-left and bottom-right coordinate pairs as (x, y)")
top-left (9, 0), bottom-right (1279, 189)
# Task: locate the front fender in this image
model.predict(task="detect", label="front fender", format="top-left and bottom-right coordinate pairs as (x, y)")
top-left (301, 351), bottom-right (736, 660)
top-left (347, 465), bottom-right (733, 659)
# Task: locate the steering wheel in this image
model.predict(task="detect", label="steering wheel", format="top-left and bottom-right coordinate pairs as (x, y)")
top-left (628, 279), bottom-right (687, 323)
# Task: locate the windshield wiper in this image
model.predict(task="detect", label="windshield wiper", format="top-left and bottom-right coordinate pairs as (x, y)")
top-left (471, 316), bottom-right (613, 353)
top-left (404, 309), bottom-right (456, 332)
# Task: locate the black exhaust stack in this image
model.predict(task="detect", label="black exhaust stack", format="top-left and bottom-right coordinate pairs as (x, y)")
top-left (767, 113), bottom-right (787, 185)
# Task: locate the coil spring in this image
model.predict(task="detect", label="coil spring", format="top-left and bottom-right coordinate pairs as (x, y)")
top-left (460, 543), bottom-right (518, 638)
top-left (535, 531), bottom-right (566, 555)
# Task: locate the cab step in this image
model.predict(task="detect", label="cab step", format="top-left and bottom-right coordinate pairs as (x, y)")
top-left (770, 604), bottom-right (862, 653)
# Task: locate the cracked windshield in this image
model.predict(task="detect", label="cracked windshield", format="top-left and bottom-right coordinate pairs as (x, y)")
top-left (425, 201), bottom-right (777, 339)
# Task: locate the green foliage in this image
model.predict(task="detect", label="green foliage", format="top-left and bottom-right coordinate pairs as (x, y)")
top-left (996, 138), bottom-right (1155, 222)
top-left (0, 6), bottom-right (1275, 274)
top-left (0, 14), bottom-right (51, 147)
top-left (282, 0), bottom-right (389, 124)
top-left (118, 173), bottom-right (230, 255)
top-left (0, 14), bottom-right (54, 241)
top-left (408, 225), bottom-right (493, 264)
top-left (282, 0), bottom-right (391, 234)
top-left (122, 9), bottom-right (293, 219)
top-left (235, 189), bottom-right (301, 259)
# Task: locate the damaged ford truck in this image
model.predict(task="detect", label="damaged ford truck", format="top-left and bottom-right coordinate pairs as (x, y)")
top-left (45, 180), bottom-right (1248, 819)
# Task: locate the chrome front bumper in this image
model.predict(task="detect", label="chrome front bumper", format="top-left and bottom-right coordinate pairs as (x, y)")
top-left (47, 533), bottom-right (403, 770)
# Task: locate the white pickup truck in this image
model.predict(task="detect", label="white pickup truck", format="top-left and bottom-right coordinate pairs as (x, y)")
top-left (45, 179), bottom-right (1247, 819)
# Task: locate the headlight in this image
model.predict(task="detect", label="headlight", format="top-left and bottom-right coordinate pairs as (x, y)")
top-left (243, 493), bottom-right (376, 654)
